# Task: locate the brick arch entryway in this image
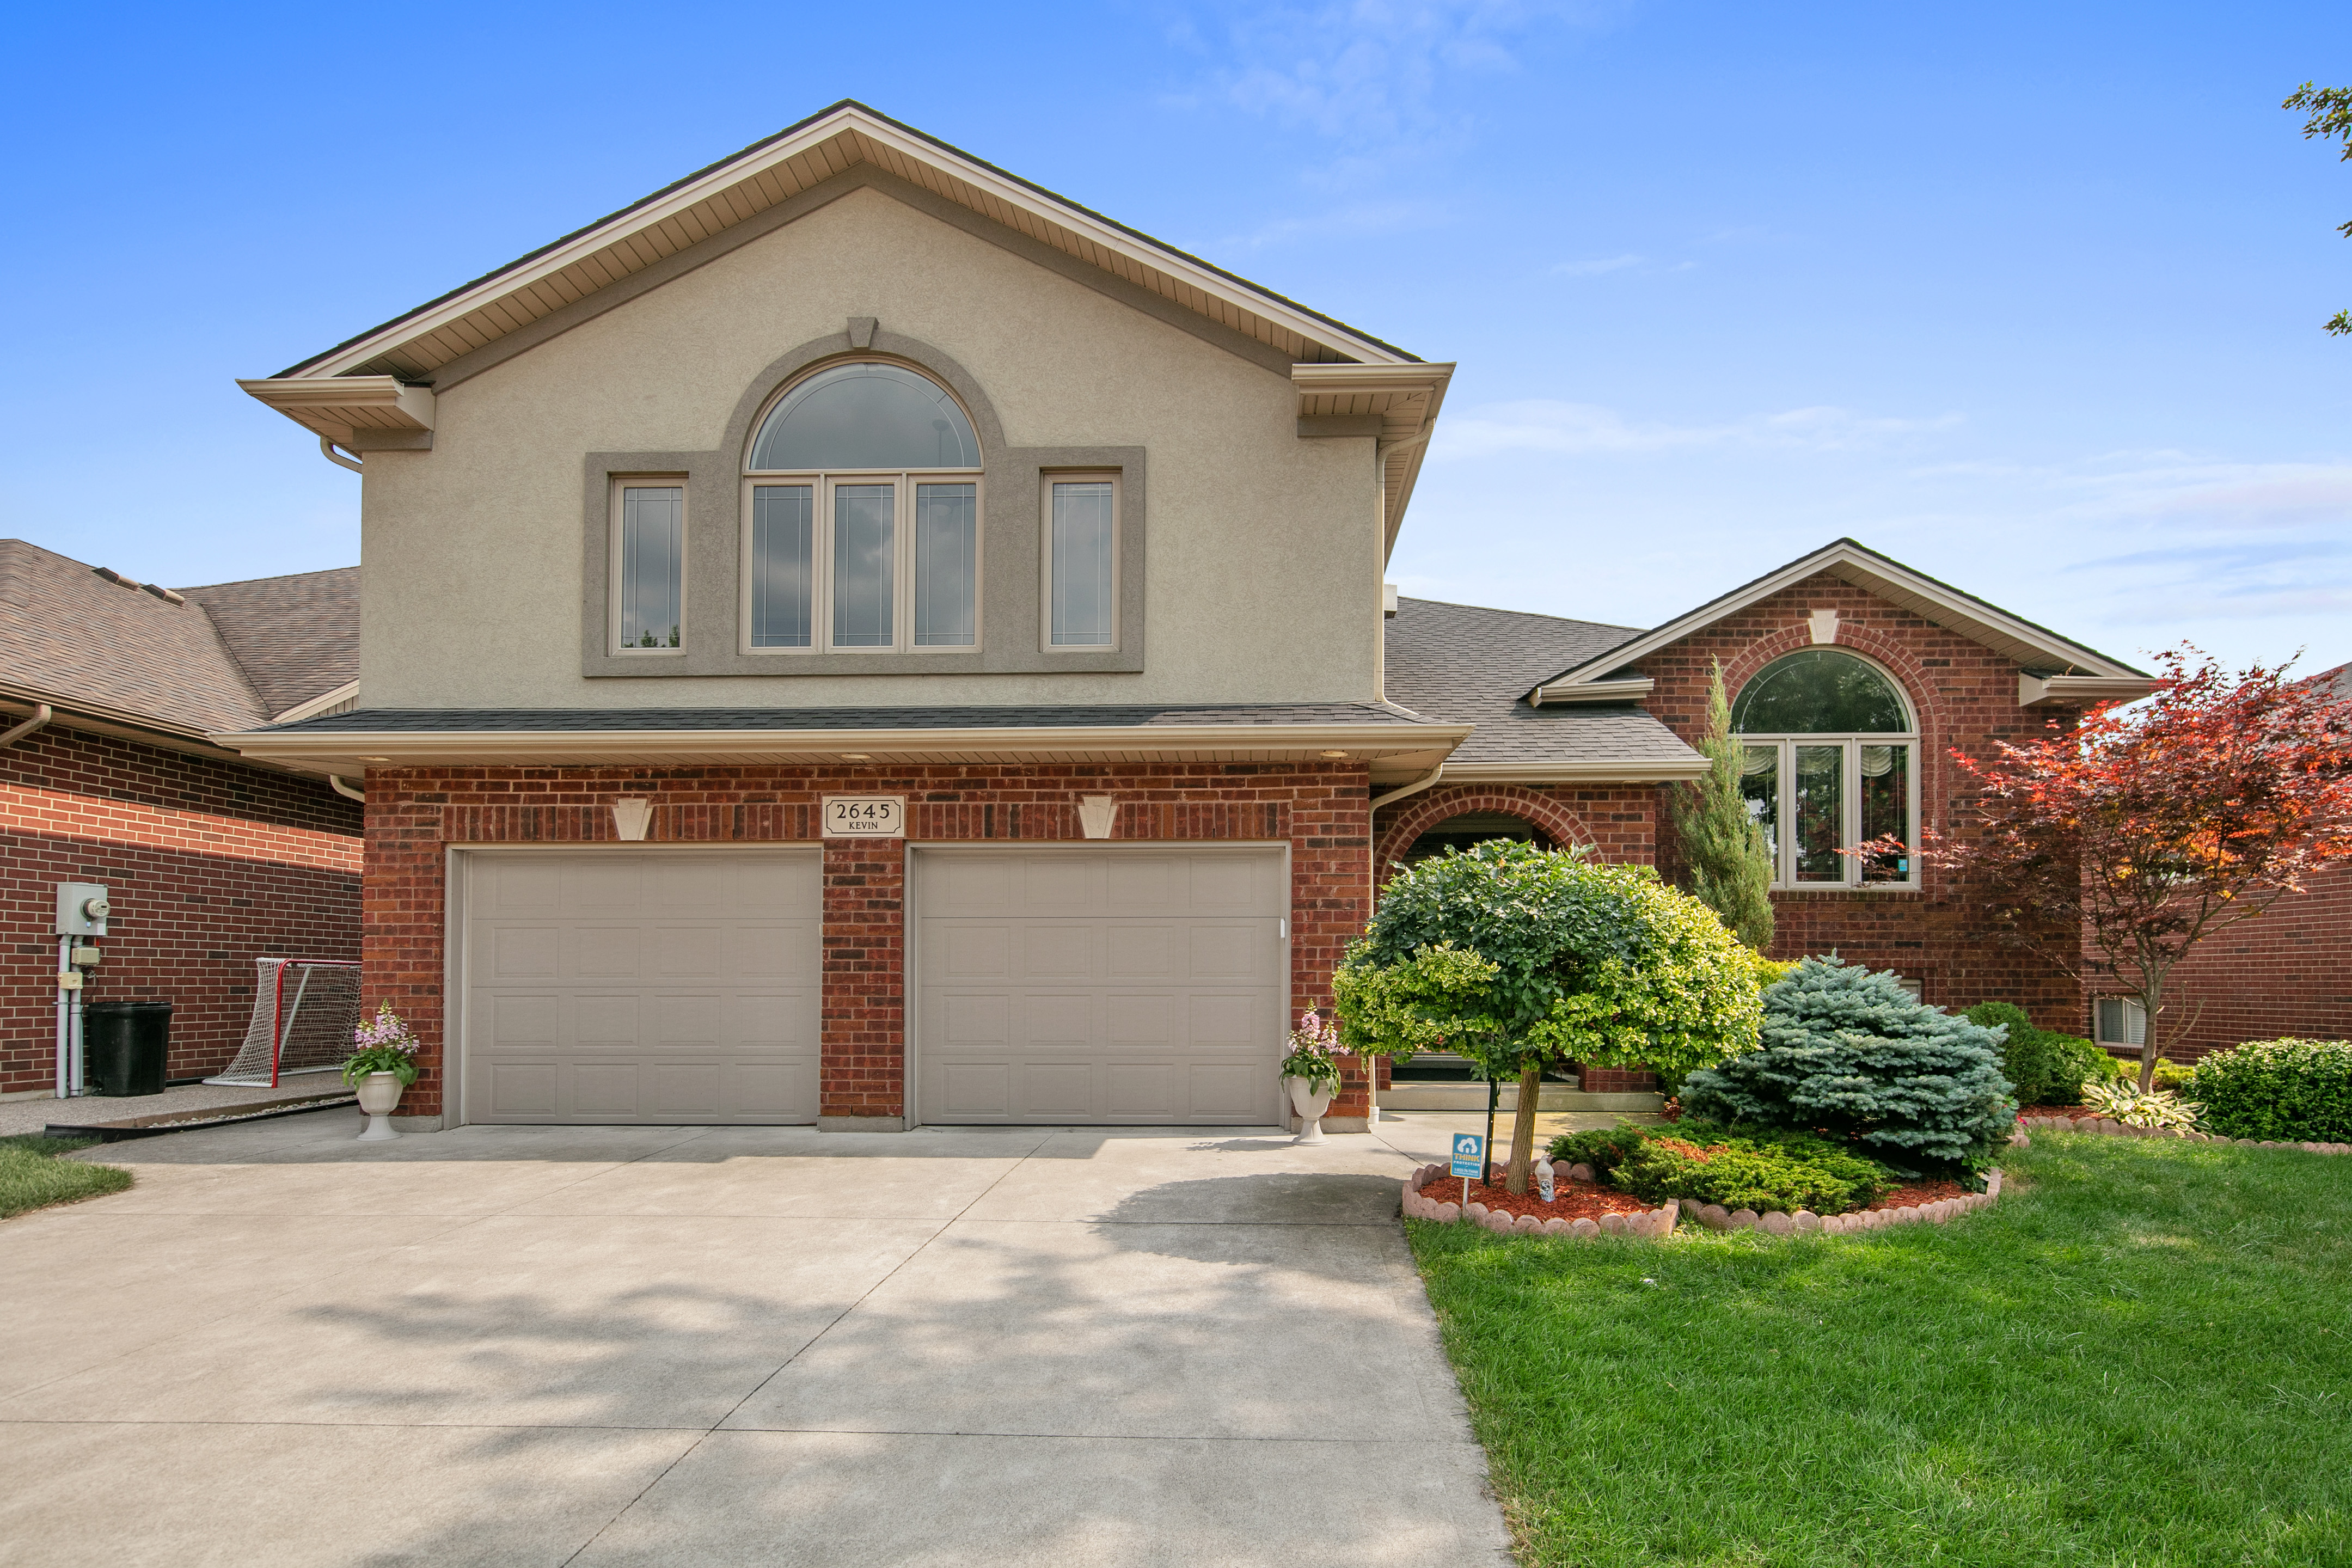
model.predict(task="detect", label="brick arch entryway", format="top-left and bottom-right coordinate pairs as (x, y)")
top-left (1373, 784), bottom-right (1602, 892)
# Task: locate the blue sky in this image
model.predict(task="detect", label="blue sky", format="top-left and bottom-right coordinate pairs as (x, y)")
top-left (7, 2), bottom-right (2348, 673)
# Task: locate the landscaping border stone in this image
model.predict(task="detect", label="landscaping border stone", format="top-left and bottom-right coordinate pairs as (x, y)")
top-left (1399, 1164), bottom-right (1680, 1238)
top-left (2014, 1115), bottom-right (2352, 1154)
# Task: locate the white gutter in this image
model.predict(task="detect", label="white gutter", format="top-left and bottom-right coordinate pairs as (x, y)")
top-left (329, 775), bottom-right (366, 802)
top-left (1370, 761), bottom-right (1448, 811)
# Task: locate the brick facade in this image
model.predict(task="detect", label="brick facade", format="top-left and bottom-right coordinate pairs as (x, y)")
top-left (2091, 863), bottom-right (2352, 1061)
top-left (1638, 571), bottom-right (2086, 1028)
top-left (362, 759), bottom-right (1377, 1123)
top-left (2, 722), bottom-right (363, 1093)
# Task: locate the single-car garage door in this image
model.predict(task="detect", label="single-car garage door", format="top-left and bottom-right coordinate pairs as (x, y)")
top-left (915, 846), bottom-right (1287, 1124)
top-left (461, 849), bottom-right (820, 1124)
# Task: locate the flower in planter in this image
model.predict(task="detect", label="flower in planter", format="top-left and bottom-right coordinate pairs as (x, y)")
top-left (1279, 1008), bottom-right (1344, 1093)
top-left (344, 1003), bottom-right (422, 1088)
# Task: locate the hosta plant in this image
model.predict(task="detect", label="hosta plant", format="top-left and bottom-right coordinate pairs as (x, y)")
top-left (2079, 1078), bottom-right (2202, 1130)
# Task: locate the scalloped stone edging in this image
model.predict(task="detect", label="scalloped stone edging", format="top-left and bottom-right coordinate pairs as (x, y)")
top-left (1399, 1163), bottom-right (1679, 1238)
top-left (1687, 1167), bottom-right (2002, 1235)
top-left (2016, 1115), bottom-right (2352, 1155)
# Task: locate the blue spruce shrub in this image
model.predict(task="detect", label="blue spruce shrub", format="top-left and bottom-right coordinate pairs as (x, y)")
top-left (1680, 955), bottom-right (2018, 1174)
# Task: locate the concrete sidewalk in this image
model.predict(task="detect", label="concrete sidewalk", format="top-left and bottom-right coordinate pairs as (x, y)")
top-left (0, 1111), bottom-right (1515, 1566)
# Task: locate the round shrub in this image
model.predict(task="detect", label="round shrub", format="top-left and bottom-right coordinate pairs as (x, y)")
top-left (1963, 1001), bottom-right (2111, 1106)
top-left (2188, 1038), bottom-right (2352, 1142)
top-left (1545, 1122), bottom-right (1892, 1213)
top-left (1680, 955), bottom-right (2017, 1175)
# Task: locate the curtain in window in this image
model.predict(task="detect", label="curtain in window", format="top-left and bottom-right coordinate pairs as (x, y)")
top-left (1050, 482), bottom-right (1115, 646)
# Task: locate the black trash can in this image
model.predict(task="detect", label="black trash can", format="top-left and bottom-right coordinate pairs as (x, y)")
top-left (83, 1000), bottom-right (171, 1098)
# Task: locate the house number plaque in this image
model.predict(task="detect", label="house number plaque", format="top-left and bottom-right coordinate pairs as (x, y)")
top-left (822, 796), bottom-right (905, 838)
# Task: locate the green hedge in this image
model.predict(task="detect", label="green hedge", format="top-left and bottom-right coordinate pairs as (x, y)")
top-left (1963, 1001), bottom-right (2115, 1106)
top-left (2189, 1039), bottom-right (2352, 1142)
top-left (1547, 1122), bottom-right (1894, 1215)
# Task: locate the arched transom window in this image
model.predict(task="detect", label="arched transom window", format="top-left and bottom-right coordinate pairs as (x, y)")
top-left (1732, 648), bottom-right (1918, 887)
top-left (740, 362), bottom-right (983, 653)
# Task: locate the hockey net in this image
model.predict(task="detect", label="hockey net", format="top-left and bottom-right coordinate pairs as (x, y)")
top-left (205, 959), bottom-right (364, 1087)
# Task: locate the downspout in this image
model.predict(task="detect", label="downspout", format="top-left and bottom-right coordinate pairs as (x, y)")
top-left (1370, 761), bottom-right (1447, 814)
top-left (329, 775), bottom-right (366, 802)
top-left (318, 436), bottom-right (364, 474)
top-left (1, 702), bottom-right (53, 748)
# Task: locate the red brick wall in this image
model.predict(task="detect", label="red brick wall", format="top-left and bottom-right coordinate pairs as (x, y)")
top-left (1638, 571), bottom-right (2085, 1028)
top-left (2, 721), bottom-right (363, 1093)
top-left (362, 760), bottom-right (1375, 1122)
top-left (2090, 861), bottom-right (2352, 1061)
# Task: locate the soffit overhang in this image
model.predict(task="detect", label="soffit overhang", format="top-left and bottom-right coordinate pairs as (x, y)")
top-left (1527, 538), bottom-right (2153, 701)
top-left (213, 719), bottom-right (1472, 785)
top-left (260, 101), bottom-right (1419, 389)
top-left (1293, 364), bottom-right (1455, 558)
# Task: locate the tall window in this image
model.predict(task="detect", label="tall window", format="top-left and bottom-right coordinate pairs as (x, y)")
top-left (614, 483), bottom-right (683, 652)
top-left (1048, 476), bottom-right (1117, 648)
top-left (742, 362), bottom-right (982, 654)
top-left (1732, 648), bottom-right (1917, 887)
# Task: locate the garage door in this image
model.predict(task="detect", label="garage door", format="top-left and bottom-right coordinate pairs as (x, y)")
top-left (915, 847), bottom-right (1287, 1124)
top-left (461, 849), bottom-right (820, 1124)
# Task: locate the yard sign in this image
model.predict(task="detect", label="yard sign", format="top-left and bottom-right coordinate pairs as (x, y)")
top-left (1451, 1131), bottom-right (1484, 1207)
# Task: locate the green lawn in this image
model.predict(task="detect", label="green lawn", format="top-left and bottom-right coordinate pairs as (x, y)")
top-left (0, 1134), bottom-right (132, 1220)
top-left (1407, 1131), bottom-right (2352, 1567)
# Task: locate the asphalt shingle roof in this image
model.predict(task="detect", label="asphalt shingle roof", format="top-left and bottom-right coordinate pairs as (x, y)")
top-left (1382, 596), bottom-right (1700, 767)
top-left (0, 540), bottom-right (357, 736)
top-left (267, 702), bottom-right (1443, 734)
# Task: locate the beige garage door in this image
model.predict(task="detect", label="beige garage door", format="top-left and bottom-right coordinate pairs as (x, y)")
top-left (461, 849), bottom-right (821, 1124)
top-left (915, 847), bottom-right (1287, 1124)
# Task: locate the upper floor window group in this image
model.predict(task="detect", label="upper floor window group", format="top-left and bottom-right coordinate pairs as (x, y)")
top-left (1733, 648), bottom-right (1918, 889)
top-left (610, 359), bottom-right (1118, 658)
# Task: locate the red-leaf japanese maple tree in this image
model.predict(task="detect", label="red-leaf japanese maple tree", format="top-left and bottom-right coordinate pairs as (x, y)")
top-left (1929, 647), bottom-right (2352, 1091)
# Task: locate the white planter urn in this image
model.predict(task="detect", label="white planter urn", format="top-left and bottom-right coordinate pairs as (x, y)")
top-left (1284, 1075), bottom-right (1335, 1145)
top-left (354, 1071), bottom-right (405, 1142)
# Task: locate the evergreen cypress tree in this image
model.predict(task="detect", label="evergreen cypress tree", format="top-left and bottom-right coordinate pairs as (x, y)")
top-left (1671, 660), bottom-right (1775, 950)
top-left (1680, 955), bottom-right (2017, 1174)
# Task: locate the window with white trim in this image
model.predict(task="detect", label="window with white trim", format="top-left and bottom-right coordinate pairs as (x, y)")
top-left (612, 481), bottom-right (684, 652)
top-left (740, 362), bottom-right (982, 654)
top-left (1732, 648), bottom-right (1918, 887)
top-left (2095, 996), bottom-right (2147, 1048)
top-left (1046, 475), bottom-right (1118, 648)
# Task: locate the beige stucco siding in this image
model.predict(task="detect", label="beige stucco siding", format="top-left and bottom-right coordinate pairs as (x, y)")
top-left (359, 185), bottom-right (1382, 710)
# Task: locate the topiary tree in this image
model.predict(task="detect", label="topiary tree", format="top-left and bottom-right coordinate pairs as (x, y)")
top-left (1680, 955), bottom-right (2017, 1176)
top-left (1670, 659), bottom-right (1775, 950)
top-left (1332, 839), bottom-right (1765, 1195)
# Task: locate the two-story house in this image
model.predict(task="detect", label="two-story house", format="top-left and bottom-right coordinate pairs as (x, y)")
top-left (224, 102), bottom-right (2154, 1131)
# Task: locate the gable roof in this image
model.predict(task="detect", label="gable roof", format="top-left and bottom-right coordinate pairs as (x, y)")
top-left (271, 101), bottom-right (1417, 384)
top-left (1526, 537), bottom-right (2153, 701)
top-left (1383, 597), bottom-right (1704, 776)
top-left (0, 540), bottom-right (357, 742)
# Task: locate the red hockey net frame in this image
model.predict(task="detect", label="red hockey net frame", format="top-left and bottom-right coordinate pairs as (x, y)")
top-left (204, 959), bottom-right (364, 1087)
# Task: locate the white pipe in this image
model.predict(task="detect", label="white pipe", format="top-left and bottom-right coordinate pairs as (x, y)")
top-left (329, 775), bottom-right (365, 801)
top-left (2, 702), bottom-right (52, 749)
top-left (1371, 762), bottom-right (1448, 813)
top-left (70, 980), bottom-right (83, 1097)
top-left (318, 436), bottom-right (364, 474)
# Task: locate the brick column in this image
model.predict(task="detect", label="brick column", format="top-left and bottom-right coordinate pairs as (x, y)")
top-left (821, 836), bottom-right (905, 1128)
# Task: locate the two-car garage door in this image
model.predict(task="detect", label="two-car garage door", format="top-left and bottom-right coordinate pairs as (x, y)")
top-left (458, 845), bottom-right (1287, 1126)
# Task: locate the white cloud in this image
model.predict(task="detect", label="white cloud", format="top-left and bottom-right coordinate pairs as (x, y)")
top-left (1550, 252), bottom-right (1643, 276)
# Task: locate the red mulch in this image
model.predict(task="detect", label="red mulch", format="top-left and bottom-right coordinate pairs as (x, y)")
top-left (1418, 1170), bottom-right (1976, 1221)
top-left (1423, 1172), bottom-right (1655, 1222)
top-left (2018, 1105), bottom-right (2104, 1122)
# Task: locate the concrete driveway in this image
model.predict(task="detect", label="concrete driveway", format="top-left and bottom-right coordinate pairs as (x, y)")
top-left (0, 1109), bottom-right (1514, 1567)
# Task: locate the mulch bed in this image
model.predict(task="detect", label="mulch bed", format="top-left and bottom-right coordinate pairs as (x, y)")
top-left (2018, 1105), bottom-right (2105, 1122)
top-left (1432, 1167), bottom-right (1977, 1222)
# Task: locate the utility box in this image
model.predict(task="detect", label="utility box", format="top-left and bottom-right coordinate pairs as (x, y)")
top-left (55, 883), bottom-right (110, 937)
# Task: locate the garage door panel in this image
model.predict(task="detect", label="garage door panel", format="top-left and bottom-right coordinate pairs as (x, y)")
top-left (465, 850), bottom-right (820, 1124)
top-left (917, 848), bottom-right (1284, 1125)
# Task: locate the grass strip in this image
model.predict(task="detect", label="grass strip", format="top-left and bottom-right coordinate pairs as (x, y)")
top-left (1408, 1131), bottom-right (2352, 1567)
top-left (0, 1134), bottom-right (133, 1220)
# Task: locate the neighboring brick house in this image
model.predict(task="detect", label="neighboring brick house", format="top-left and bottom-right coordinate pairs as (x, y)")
top-left (0, 541), bottom-right (364, 1095)
top-left (1380, 540), bottom-right (2158, 1088)
top-left (2086, 661), bottom-right (2352, 1063)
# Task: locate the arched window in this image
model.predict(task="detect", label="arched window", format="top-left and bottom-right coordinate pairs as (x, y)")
top-left (1732, 649), bottom-right (1917, 887)
top-left (1402, 811), bottom-right (1554, 867)
top-left (740, 362), bottom-right (983, 653)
